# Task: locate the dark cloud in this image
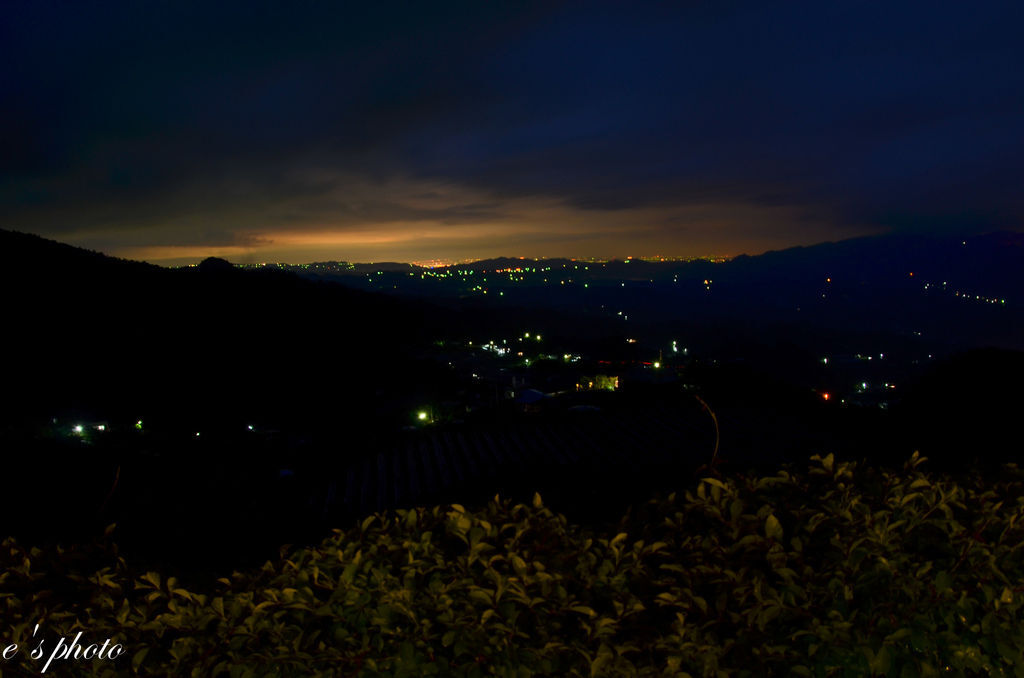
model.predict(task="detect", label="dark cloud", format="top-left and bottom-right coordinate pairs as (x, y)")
top-left (1, 0), bottom-right (1021, 262)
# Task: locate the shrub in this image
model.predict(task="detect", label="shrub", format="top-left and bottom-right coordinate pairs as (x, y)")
top-left (2, 453), bottom-right (1024, 677)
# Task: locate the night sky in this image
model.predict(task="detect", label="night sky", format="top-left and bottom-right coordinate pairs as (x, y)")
top-left (3, 1), bottom-right (1022, 265)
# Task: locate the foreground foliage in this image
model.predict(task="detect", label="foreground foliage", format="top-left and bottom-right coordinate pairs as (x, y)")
top-left (3, 454), bottom-right (1024, 677)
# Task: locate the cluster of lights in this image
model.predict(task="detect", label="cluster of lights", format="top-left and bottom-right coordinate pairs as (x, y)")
top-left (924, 281), bottom-right (1006, 305)
top-left (492, 266), bottom-right (535, 274)
top-left (953, 291), bottom-right (1006, 305)
top-left (253, 262), bottom-right (357, 274)
top-left (480, 340), bottom-right (509, 356)
top-left (72, 423), bottom-right (107, 435)
top-left (349, 257), bottom-right (735, 295)
top-left (67, 419), bottom-right (264, 438)
top-left (472, 335), bottom-right (541, 357)
top-left (851, 381), bottom-right (897, 395)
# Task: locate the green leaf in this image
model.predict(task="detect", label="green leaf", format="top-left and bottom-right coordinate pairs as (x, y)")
top-left (900, 492), bottom-right (922, 506)
top-left (729, 499), bottom-right (744, 522)
top-left (702, 477), bottom-right (728, 490)
top-left (765, 515), bottom-right (784, 541)
top-left (873, 645), bottom-right (892, 674)
top-left (132, 648), bottom-right (149, 672)
top-left (886, 628), bottom-right (911, 642)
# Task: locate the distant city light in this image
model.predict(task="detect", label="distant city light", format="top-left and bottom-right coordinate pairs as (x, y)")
top-left (417, 411), bottom-right (428, 421)
top-left (96, 424), bottom-right (105, 431)
top-left (247, 425), bottom-right (254, 431)
top-left (653, 362), bottom-right (661, 368)
top-left (73, 425), bottom-right (83, 434)
top-left (822, 393), bottom-right (830, 401)
top-left (135, 420), bottom-right (143, 430)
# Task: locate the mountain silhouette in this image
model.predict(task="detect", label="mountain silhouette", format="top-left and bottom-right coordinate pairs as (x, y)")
top-left (1, 229), bottom-right (453, 430)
